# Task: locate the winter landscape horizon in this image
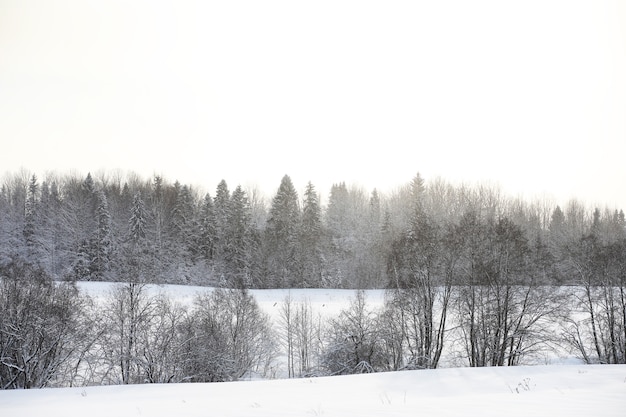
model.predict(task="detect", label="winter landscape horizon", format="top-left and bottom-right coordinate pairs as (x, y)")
top-left (1, 0), bottom-right (625, 415)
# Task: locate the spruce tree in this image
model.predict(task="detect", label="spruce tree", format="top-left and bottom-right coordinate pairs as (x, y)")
top-left (228, 185), bottom-right (253, 287)
top-left (213, 180), bottom-right (231, 276)
top-left (129, 192), bottom-right (147, 244)
top-left (91, 190), bottom-right (111, 280)
top-left (198, 193), bottom-right (216, 262)
top-left (300, 182), bottom-right (323, 287)
top-left (266, 175), bottom-right (300, 287)
top-left (170, 183), bottom-right (197, 262)
top-left (23, 175), bottom-right (39, 258)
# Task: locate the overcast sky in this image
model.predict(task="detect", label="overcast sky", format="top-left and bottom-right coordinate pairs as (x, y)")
top-left (1, 0), bottom-right (625, 208)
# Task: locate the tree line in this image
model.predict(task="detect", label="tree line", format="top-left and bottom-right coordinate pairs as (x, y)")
top-left (2, 169), bottom-right (624, 289)
top-left (1, 268), bottom-right (624, 390)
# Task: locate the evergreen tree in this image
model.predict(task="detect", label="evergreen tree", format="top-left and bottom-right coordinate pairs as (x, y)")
top-left (410, 173), bottom-right (426, 214)
top-left (91, 190), bottom-right (111, 280)
top-left (324, 183), bottom-right (350, 286)
top-left (324, 183), bottom-right (370, 287)
top-left (198, 193), bottom-right (216, 262)
top-left (363, 189), bottom-right (385, 287)
top-left (151, 176), bottom-right (165, 252)
top-left (266, 175), bottom-right (301, 287)
top-left (326, 182), bottom-right (349, 240)
top-left (170, 183), bottom-right (197, 261)
top-left (120, 192), bottom-right (154, 283)
top-left (35, 180), bottom-right (63, 277)
top-left (300, 182), bottom-right (323, 287)
top-left (23, 175), bottom-right (39, 257)
top-left (213, 180), bottom-right (231, 278)
top-left (228, 185), bottom-right (253, 287)
top-left (129, 192), bottom-right (147, 245)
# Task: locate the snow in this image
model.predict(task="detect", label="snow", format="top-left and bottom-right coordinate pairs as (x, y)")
top-left (76, 282), bottom-right (387, 319)
top-left (2, 282), bottom-right (624, 416)
top-left (0, 365), bottom-right (624, 416)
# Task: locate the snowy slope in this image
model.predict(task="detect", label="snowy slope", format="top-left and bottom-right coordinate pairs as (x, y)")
top-left (1, 365), bottom-right (624, 416)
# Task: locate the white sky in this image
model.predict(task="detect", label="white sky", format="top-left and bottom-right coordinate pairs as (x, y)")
top-left (1, 0), bottom-right (625, 208)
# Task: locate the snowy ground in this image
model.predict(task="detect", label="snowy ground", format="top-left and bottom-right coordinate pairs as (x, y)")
top-left (75, 281), bottom-right (386, 319)
top-left (1, 364), bottom-right (624, 416)
top-left (1, 282), bottom-right (624, 416)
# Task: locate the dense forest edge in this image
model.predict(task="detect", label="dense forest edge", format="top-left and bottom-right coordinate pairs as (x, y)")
top-left (1, 169), bottom-right (626, 388)
top-left (1, 169), bottom-right (624, 288)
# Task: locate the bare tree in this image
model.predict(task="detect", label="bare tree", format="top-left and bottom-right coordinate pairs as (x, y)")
top-left (454, 213), bottom-right (560, 366)
top-left (561, 232), bottom-right (626, 364)
top-left (278, 294), bottom-right (320, 377)
top-left (181, 288), bottom-right (277, 382)
top-left (321, 290), bottom-right (386, 375)
top-left (0, 260), bottom-right (87, 389)
top-left (97, 282), bottom-right (156, 384)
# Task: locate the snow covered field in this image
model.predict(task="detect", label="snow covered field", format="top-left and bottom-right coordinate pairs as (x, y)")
top-left (1, 364), bottom-right (624, 416)
top-left (1, 282), bottom-right (625, 416)
top-left (75, 281), bottom-right (387, 319)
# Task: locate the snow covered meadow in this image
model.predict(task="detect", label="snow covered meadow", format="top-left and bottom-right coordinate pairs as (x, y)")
top-left (1, 364), bottom-right (624, 417)
top-left (1, 282), bottom-right (625, 416)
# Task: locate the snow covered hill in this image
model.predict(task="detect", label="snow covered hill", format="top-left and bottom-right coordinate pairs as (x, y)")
top-left (1, 364), bottom-right (624, 416)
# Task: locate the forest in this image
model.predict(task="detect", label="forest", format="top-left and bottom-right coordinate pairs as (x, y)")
top-left (1, 169), bottom-right (625, 389)
top-left (1, 170), bottom-right (624, 289)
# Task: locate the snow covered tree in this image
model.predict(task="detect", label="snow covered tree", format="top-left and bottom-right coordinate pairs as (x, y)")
top-left (23, 175), bottom-right (39, 256)
top-left (98, 282), bottom-right (155, 384)
top-left (170, 183), bottom-right (198, 261)
top-left (213, 180), bottom-right (231, 278)
top-left (91, 190), bottom-right (112, 280)
top-left (560, 222), bottom-right (626, 365)
top-left (0, 260), bottom-right (87, 389)
top-left (454, 213), bottom-right (557, 366)
top-left (385, 200), bottom-right (452, 369)
top-left (360, 189), bottom-right (385, 287)
top-left (300, 182), bottom-right (323, 287)
top-left (180, 288), bottom-right (276, 382)
top-left (150, 176), bottom-right (165, 251)
top-left (138, 295), bottom-right (188, 383)
top-left (197, 193), bottom-right (216, 262)
top-left (265, 175), bottom-right (301, 287)
top-left (278, 293), bottom-right (321, 377)
top-left (128, 192), bottom-right (147, 245)
top-left (321, 290), bottom-right (386, 375)
top-left (324, 183), bottom-right (370, 287)
top-left (227, 186), bottom-right (254, 287)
